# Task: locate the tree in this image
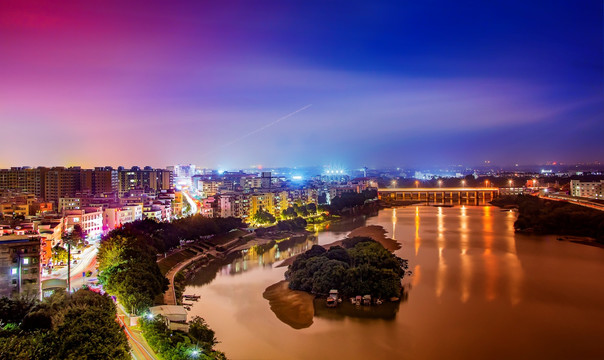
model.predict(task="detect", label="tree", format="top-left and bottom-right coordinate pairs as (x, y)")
top-left (253, 207), bottom-right (275, 224)
top-left (305, 203), bottom-right (317, 215)
top-left (281, 207), bottom-right (297, 219)
top-left (189, 316), bottom-right (218, 347)
top-left (51, 245), bottom-right (68, 264)
top-left (0, 289), bottom-right (130, 360)
top-left (64, 224), bottom-right (87, 249)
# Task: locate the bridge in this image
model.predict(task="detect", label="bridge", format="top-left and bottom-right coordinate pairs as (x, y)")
top-left (378, 187), bottom-right (499, 203)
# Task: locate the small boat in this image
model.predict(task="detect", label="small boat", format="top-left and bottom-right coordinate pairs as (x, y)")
top-left (183, 295), bottom-right (201, 300)
top-left (362, 295), bottom-right (372, 306)
top-left (355, 295), bottom-right (362, 306)
top-left (183, 306), bottom-right (191, 311)
top-left (326, 289), bottom-right (339, 308)
top-left (326, 297), bottom-right (337, 308)
top-left (183, 302), bottom-right (193, 306)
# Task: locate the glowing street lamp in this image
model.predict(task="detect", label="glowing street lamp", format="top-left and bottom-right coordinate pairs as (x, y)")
top-left (461, 180), bottom-right (466, 188)
top-left (415, 180), bottom-right (419, 188)
top-left (508, 179), bottom-right (513, 187)
top-left (438, 180), bottom-right (443, 188)
top-left (485, 180), bottom-right (489, 188)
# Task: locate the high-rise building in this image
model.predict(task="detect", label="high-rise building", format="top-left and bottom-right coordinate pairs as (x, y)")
top-left (0, 235), bottom-right (41, 298)
top-left (92, 167), bottom-right (118, 195)
top-left (117, 166), bottom-right (173, 196)
top-left (44, 167), bottom-right (83, 204)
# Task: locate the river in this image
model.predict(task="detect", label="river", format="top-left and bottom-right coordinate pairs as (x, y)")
top-left (185, 205), bottom-right (604, 359)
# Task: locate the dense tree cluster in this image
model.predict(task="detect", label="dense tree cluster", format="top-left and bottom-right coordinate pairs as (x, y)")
top-left (0, 289), bottom-right (130, 360)
top-left (98, 216), bottom-right (244, 314)
top-left (327, 189), bottom-right (378, 213)
top-left (281, 203), bottom-right (318, 219)
top-left (285, 238), bottom-right (405, 299)
top-left (255, 217), bottom-right (308, 236)
top-left (276, 217), bottom-right (307, 231)
top-left (140, 315), bottom-right (225, 360)
top-left (492, 195), bottom-right (604, 243)
top-left (252, 207), bottom-right (276, 224)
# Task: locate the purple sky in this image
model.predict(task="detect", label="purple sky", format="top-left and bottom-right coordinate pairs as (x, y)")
top-left (1, 1), bottom-right (602, 169)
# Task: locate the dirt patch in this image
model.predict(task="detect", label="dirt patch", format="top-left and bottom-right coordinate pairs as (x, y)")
top-left (262, 280), bottom-right (315, 329)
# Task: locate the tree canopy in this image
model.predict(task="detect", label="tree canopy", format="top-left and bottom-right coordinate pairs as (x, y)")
top-left (0, 289), bottom-right (130, 360)
top-left (252, 207), bottom-right (275, 224)
top-left (492, 195), bottom-right (604, 243)
top-left (98, 215), bottom-right (244, 314)
top-left (285, 238), bottom-right (405, 299)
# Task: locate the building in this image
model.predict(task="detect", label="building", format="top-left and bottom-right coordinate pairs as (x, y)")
top-left (499, 187), bottom-right (527, 196)
top-left (250, 193), bottom-right (275, 217)
top-left (58, 197), bottom-right (81, 212)
top-left (0, 167), bottom-right (47, 199)
top-left (44, 167), bottom-right (83, 205)
top-left (118, 166), bottom-right (173, 196)
top-left (64, 207), bottom-right (103, 239)
top-left (0, 235), bottom-right (41, 298)
top-left (103, 205), bottom-right (143, 231)
top-left (92, 167), bottom-right (119, 195)
top-left (570, 180), bottom-right (604, 199)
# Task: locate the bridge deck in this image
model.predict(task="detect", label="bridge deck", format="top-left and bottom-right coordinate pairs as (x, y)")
top-left (378, 187), bottom-right (498, 192)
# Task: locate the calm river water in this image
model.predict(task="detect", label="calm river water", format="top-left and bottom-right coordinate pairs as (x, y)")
top-left (186, 206), bottom-right (604, 359)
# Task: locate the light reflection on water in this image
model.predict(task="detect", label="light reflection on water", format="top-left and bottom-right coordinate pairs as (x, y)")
top-left (186, 206), bottom-right (604, 360)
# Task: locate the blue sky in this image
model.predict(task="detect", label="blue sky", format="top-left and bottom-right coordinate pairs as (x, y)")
top-left (1, 0), bottom-right (602, 168)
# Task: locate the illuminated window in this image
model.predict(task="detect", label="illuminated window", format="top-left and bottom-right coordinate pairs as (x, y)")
top-left (11, 268), bottom-right (17, 275)
top-left (23, 258), bottom-right (29, 265)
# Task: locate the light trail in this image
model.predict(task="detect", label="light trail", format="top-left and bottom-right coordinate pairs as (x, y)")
top-left (204, 104), bottom-right (312, 156)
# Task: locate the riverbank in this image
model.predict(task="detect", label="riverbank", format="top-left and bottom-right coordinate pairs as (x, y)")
top-left (556, 235), bottom-right (604, 249)
top-left (491, 195), bottom-right (604, 246)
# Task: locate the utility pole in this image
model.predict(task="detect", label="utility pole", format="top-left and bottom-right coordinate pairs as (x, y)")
top-left (67, 242), bottom-right (71, 293)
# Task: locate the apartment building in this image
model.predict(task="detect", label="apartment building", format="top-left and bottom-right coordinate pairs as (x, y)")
top-left (570, 180), bottom-right (604, 199)
top-left (0, 235), bottom-right (41, 298)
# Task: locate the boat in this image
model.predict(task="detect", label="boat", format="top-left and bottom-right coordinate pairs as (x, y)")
top-left (183, 306), bottom-right (191, 311)
top-left (355, 295), bottom-right (362, 306)
top-left (183, 294), bottom-right (201, 300)
top-left (183, 302), bottom-right (193, 306)
top-left (362, 295), bottom-right (372, 306)
top-left (326, 289), bottom-right (339, 308)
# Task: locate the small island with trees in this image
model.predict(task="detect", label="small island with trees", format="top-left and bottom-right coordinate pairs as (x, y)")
top-left (285, 237), bottom-right (406, 300)
top-left (264, 232), bottom-right (408, 329)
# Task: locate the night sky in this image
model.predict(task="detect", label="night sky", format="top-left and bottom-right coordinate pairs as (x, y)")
top-left (1, 1), bottom-right (602, 169)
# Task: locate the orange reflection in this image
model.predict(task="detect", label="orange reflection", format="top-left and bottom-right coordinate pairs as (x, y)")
top-left (411, 264), bottom-right (421, 287)
top-left (414, 206), bottom-right (421, 256)
top-left (436, 246), bottom-right (446, 298)
top-left (392, 208), bottom-right (397, 240)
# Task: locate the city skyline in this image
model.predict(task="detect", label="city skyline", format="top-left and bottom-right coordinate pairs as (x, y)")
top-left (1, 1), bottom-right (602, 168)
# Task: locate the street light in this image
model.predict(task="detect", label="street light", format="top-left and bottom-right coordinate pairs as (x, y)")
top-left (438, 180), bottom-right (443, 188)
top-left (485, 180), bottom-right (489, 188)
top-left (415, 180), bottom-right (419, 188)
top-left (508, 179), bottom-right (513, 187)
top-left (461, 180), bottom-right (466, 188)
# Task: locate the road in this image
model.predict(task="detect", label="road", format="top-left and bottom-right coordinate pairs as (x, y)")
top-left (182, 190), bottom-right (199, 216)
top-left (42, 243), bottom-right (99, 291)
top-left (116, 306), bottom-right (158, 360)
top-left (541, 193), bottom-right (604, 211)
